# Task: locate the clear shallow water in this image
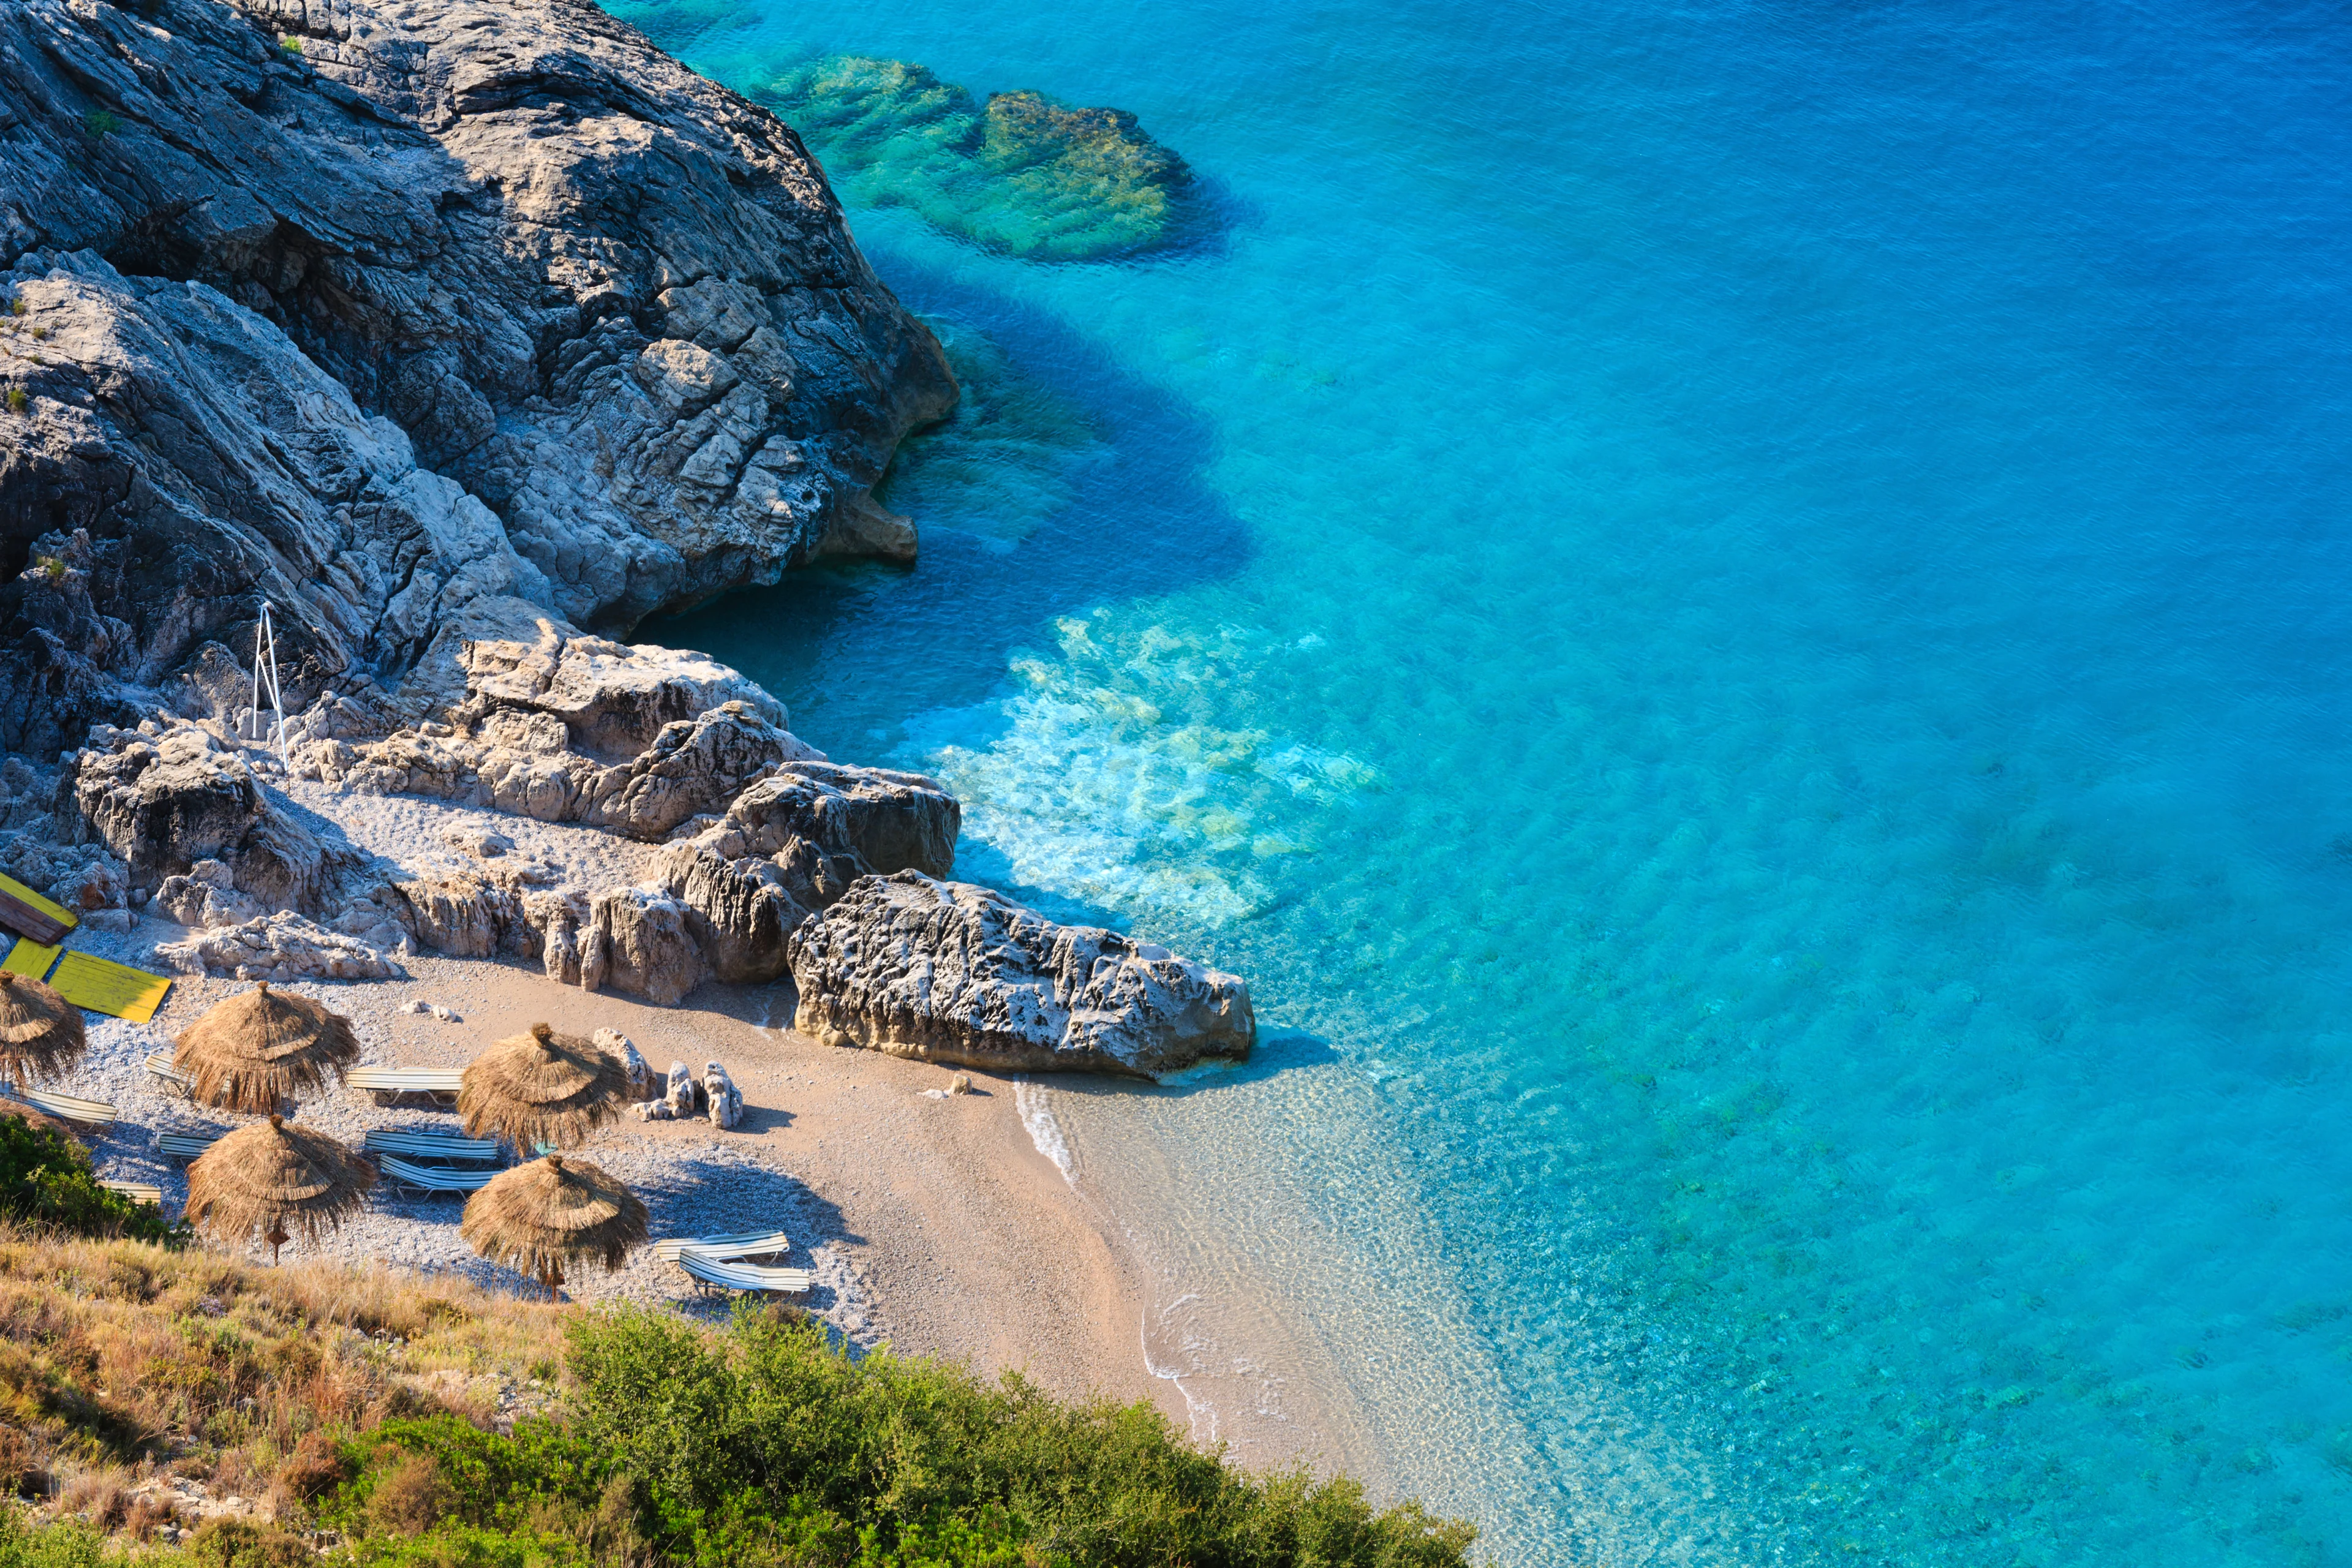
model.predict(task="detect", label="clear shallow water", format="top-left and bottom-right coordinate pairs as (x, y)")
top-left (629, 0), bottom-right (2352, 1560)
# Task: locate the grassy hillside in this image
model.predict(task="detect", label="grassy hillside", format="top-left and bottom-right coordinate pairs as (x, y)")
top-left (0, 1231), bottom-right (1477, 1567)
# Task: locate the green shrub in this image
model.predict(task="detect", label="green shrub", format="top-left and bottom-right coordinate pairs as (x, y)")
top-left (562, 1306), bottom-right (1477, 1567)
top-left (0, 1510), bottom-right (110, 1568)
top-left (278, 36), bottom-right (302, 55)
top-left (4, 297), bottom-right (21, 317)
top-left (304, 1310), bottom-right (1476, 1567)
top-left (6, 390), bottom-right (25, 415)
top-left (0, 1115), bottom-right (189, 1248)
top-left (183, 1519), bottom-right (309, 1568)
top-left (81, 110), bottom-right (121, 138)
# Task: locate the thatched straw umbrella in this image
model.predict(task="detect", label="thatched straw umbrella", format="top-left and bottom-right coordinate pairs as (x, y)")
top-left (173, 982), bottom-right (360, 1113)
top-left (184, 1112), bottom-right (374, 1264)
top-left (460, 1154), bottom-right (647, 1300)
top-left (0, 970), bottom-right (86, 1087)
top-left (459, 1023), bottom-right (626, 1153)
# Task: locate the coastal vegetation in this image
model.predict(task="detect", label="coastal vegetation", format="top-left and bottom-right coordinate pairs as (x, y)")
top-left (0, 1116), bottom-right (184, 1248)
top-left (0, 1230), bottom-right (1476, 1566)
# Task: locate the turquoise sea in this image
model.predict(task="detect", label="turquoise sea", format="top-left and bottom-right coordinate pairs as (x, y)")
top-left (628, 0), bottom-right (2352, 1561)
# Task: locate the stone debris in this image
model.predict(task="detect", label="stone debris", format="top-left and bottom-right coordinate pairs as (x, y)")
top-left (788, 872), bottom-right (1255, 1080)
top-left (595, 1029), bottom-right (654, 1098)
top-left (704, 1061), bottom-right (744, 1130)
top-left (154, 913), bottom-right (403, 983)
top-left (664, 1060), bottom-right (703, 1118)
top-left (70, 726), bottom-right (361, 914)
top-left (581, 886), bottom-right (708, 1006)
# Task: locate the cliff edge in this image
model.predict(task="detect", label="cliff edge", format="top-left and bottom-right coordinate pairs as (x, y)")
top-left (0, 0), bottom-right (956, 755)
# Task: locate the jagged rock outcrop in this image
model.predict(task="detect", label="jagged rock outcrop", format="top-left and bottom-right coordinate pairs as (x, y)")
top-left (786, 871), bottom-right (1254, 1080)
top-left (658, 760), bottom-right (960, 982)
top-left (581, 886), bottom-right (707, 1006)
top-left (0, 0), bottom-right (955, 754)
top-left (69, 724), bottom-right (360, 912)
top-left (0, 829), bottom-right (129, 916)
top-left (454, 627), bottom-right (786, 760)
top-left (317, 628), bottom-right (824, 839)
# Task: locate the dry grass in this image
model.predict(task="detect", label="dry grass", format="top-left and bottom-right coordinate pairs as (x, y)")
top-left (0, 1225), bottom-right (566, 1529)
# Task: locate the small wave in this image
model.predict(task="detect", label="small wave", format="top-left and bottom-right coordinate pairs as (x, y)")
top-left (1013, 1076), bottom-right (1076, 1183)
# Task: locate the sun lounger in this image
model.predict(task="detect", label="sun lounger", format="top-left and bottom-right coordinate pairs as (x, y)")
top-left (157, 1132), bottom-right (219, 1162)
top-left (653, 1230), bottom-right (793, 1265)
top-left (99, 1180), bottom-right (164, 1207)
top-left (7, 1087), bottom-right (116, 1129)
top-left (145, 1050), bottom-right (194, 1097)
top-left (347, 1068), bottom-right (465, 1107)
top-left (0, 872), bottom-right (75, 946)
top-left (363, 1129), bottom-right (501, 1164)
top-left (676, 1251), bottom-right (812, 1297)
top-left (375, 1153), bottom-right (498, 1196)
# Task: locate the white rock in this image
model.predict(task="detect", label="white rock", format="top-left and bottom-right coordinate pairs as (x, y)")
top-left (787, 872), bottom-right (1255, 1081)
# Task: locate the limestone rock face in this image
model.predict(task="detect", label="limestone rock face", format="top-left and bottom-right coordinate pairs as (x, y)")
top-left (154, 911), bottom-right (401, 982)
top-left (658, 761), bottom-right (959, 984)
top-left (459, 630), bottom-right (786, 759)
top-left (581, 886), bottom-right (707, 1006)
top-left (325, 630), bottom-right (822, 840)
top-left (0, 0), bottom-right (954, 755)
top-left (786, 872), bottom-right (1254, 1080)
top-left (70, 726), bottom-right (358, 913)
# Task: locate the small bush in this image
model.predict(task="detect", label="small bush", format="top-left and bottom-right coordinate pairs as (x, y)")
top-left (5, 390), bottom-right (24, 415)
top-left (186, 1518), bottom-right (313, 1568)
top-left (0, 1510), bottom-right (108, 1568)
top-left (81, 110), bottom-right (121, 138)
top-left (271, 1428), bottom-right (355, 1509)
top-left (278, 36), bottom-right (302, 55)
top-left (0, 1115), bottom-right (189, 1247)
top-left (6, 297), bottom-right (24, 317)
top-left (363, 1453), bottom-right (450, 1537)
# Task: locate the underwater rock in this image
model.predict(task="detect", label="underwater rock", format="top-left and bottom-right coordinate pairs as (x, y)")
top-left (755, 57), bottom-right (1198, 261)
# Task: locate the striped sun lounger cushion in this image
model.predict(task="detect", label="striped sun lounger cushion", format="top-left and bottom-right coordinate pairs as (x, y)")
top-left (677, 1252), bottom-right (813, 1295)
top-left (145, 1051), bottom-right (194, 1093)
top-left (157, 1133), bottom-right (219, 1162)
top-left (347, 1068), bottom-right (466, 1093)
top-left (99, 1181), bottom-right (164, 1206)
top-left (653, 1230), bottom-right (793, 1264)
top-left (363, 1129), bottom-right (502, 1164)
top-left (12, 1088), bottom-right (116, 1128)
top-left (375, 1153), bottom-right (497, 1193)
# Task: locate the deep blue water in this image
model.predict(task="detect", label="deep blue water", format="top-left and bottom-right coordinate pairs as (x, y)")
top-left (631, 0), bottom-right (2352, 1560)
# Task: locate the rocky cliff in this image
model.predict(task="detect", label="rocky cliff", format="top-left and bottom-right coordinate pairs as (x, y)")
top-left (0, 0), bottom-right (1253, 1080)
top-left (0, 0), bottom-right (955, 756)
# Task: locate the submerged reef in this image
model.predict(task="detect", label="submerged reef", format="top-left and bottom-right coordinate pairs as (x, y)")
top-left (753, 56), bottom-right (1200, 261)
top-left (877, 318), bottom-right (1109, 546)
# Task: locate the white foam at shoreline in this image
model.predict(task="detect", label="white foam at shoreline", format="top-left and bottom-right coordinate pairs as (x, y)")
top-left (1014, 1076), bottom-right (1076, 1182)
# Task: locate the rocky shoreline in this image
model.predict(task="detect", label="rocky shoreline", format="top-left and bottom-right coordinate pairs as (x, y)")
top-left (0, 0), bottom-right (1252, 1082)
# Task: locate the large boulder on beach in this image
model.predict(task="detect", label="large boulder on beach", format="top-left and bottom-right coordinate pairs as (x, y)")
top-left (581, 886), bottom-right (708, 1006)
top-left (659, 761), bottom-right (960, 983)
top-left (786, 872), bottom-right (1254, 1080)
top-left (70, 725), bottom-right (356, 913)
